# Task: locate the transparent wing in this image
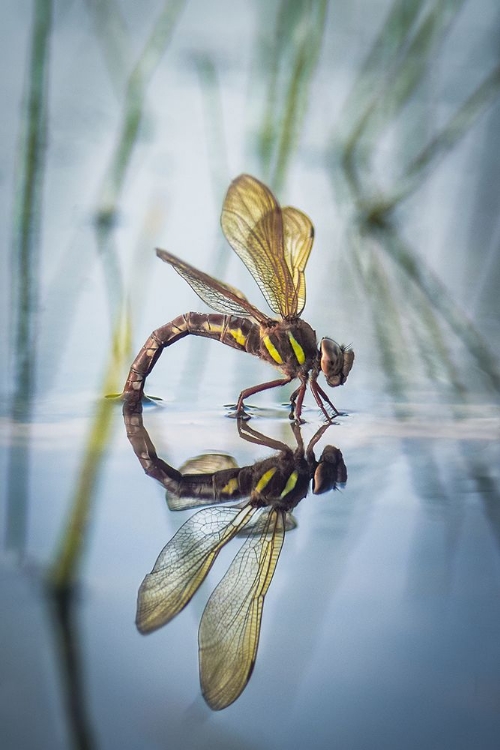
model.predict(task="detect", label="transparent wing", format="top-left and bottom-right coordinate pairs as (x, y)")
top-left (136, 505), bottom-right (256, 633)
top-left (156, 249), bottom-right (268, 323)
top-left (199, 509), bottom-right (286, 710)
top-left (179, 453), bottom-right (239, 475)
top-left (237, 508), bottom-right (297, 536)
top-left (282, 207), bottom-right (314, 317)
top-left (221, 175), bottom-right (300, 319)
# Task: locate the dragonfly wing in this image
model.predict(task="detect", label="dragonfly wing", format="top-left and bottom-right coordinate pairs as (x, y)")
top-left (156, 249), bottom-right (267, 322)
top-left (199, 508), bottom-right (286, 710)
top-left (179, 453), bottom-right (239, 474)
top-left (136, 505), bottom-right (256, 633)
top-left (221, 175), bottom-right (298, 319)
top-left (237, 508), bottom-right (297, 535)
top-left (282, 207), bottom-right (314, 317)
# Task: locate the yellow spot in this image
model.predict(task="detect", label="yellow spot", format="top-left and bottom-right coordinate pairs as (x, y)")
top-left (255, 467), bottom-right (277, 494)
top-left (288, 333), bottom-right (306, 364)
top-left (280, 470), bottom-right (299, 498)
top-left (207, 321), bottom-right (222, 334)
top-left (221, 477), bottom-right (239, 496)
top-left (229, 328), bottom-right (247, 346)
top-left (263, 335), bottom-right (283, 364)
top-left (202, 319), bottom-right (223, 335)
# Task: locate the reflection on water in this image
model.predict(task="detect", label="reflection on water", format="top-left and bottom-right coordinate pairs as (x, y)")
top-left (125, 402), bottom-right (346, 710)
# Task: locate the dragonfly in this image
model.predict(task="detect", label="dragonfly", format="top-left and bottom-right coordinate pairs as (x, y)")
top-left (122, 174), bottom-right (354, 422)
top-left (124, 403), bottom-right (347, 710)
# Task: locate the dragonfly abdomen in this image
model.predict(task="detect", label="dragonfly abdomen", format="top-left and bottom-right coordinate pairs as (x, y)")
top-left (123, 312), bottom-right (261, 401)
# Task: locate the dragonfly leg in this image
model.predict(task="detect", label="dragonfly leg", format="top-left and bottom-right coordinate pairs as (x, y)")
top-left (235, 376), bottom-right (292, 418)
top-left (237, 419), bottom-right (291, 451)
top-left (290, 381), bottom-right (307, 424)
top-left (310, 378), bottom-right (339, 421)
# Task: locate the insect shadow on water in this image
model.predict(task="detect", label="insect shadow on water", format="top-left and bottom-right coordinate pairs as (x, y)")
top-left (122, 174), bottom-right (354, 423)
top-left (123, 401), bottom-right (347, 710)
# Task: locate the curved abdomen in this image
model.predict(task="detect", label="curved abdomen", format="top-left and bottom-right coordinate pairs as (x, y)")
top-left (123, 313), bottom-right (261, 401)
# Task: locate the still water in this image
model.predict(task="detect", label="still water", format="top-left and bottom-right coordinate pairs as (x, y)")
top-left (2, 0), bottom-right (500, 748)
top-left (3, 394), bottom-right (500, 749)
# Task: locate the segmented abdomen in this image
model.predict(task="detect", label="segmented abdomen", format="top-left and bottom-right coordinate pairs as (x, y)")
top-left (122, 313), bottom-right (260, 401)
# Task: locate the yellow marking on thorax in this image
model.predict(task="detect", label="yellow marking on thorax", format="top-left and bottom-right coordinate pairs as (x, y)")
top-left (229, 328), bottom-right (247, 347)
top-left (255, 467), bottom-right (277, 494)
top-left (221, 477), bottom-right (239, 495)
top-left (262, 335), bottom-right (283, 364)
top-left (288, 332), bottom-right (306, 365)
top-left (280, 470), bottom-right (299, 498)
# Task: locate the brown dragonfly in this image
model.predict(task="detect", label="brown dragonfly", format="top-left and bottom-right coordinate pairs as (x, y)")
top-left (122, 174), bottom-right (354, 421)
top-left (124, 403), bottom-right (347, 710)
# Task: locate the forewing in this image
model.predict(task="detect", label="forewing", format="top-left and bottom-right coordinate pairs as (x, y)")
top-left (136, 505), bottom-right (256, 633)
top-left (221, 174), bottom-right (298, 319)
top-left (199, 509), bottom-right (286, 710)
top-left (282, 207), bottom-right (314, 316)
top-left (156, 249), bottom-right (267, 322)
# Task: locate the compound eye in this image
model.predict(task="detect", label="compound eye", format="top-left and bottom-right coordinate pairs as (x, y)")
top-left (312, 446), bottom-right (347, 494)
top-left (320, 338), bottom-right (354, 387)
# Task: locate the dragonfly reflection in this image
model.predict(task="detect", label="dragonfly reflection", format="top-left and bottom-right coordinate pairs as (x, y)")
top-left (124, 404), bottom-right (347, 710)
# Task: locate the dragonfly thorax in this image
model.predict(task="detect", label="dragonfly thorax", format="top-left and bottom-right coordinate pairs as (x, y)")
top-left (257, 318), bottom-right (319, 376)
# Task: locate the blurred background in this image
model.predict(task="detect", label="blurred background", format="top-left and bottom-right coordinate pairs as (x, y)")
top-left (1, 0), bottom-right (500, 748)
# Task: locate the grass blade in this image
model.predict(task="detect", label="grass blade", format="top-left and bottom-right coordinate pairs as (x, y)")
top-left (48, 309), bottom-right (132, 589)
top-left (5, 0), bottom-right (52, 556)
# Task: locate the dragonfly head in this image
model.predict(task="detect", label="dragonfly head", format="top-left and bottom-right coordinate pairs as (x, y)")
top-left (312, 445), bottom-right (347, 494)
top-left (319, 338), bottom-right (354, 387)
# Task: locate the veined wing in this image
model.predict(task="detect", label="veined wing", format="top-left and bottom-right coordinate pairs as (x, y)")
top-left (237, 508), bottom-right (296, 535)
top-left (136, 505), bottom-right (257, 634)
top-left (282, 207), bottom-right (314, 317)
top-left (221, 174), bottom-right (305, 319)
top-left (199, 508), bottom-right (286, 710)
top-left (156, 249), bottom-right (268, 324)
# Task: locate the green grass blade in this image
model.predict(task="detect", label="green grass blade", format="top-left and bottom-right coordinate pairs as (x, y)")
top-left (340, 0), bottom-right (465, 196)
top-left (97, 0), bottom-right (186, 225)
top-left (85, 0), bottom-right (130, 96)
top-left (377, 226), bottom-right (500, 393)
top-left (387, 64), bottom-right (500, 208)
top-left (41, 0), bottom-right (185, 387)
top-left (48, 309), bottom-right (132, 590)
top-left (255, 0), bottom-right (328, 190)
top-left (338, 0), bottom-right (427, 138)
top-left (5, 0), bottom-right (52, 557)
